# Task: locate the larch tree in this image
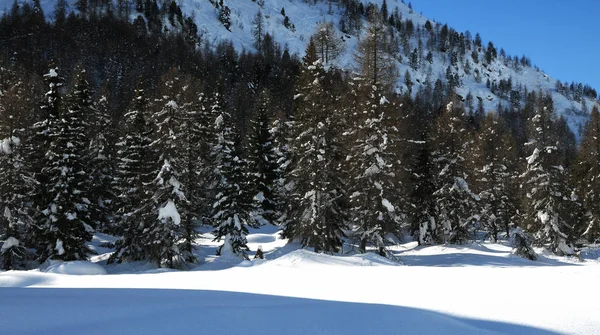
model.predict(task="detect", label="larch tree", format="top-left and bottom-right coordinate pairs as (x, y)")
top-left (252, 10), bottom-right (265, 54)
top-left (312, 21), bottom-right (345, 65)
top-left (355, 10), bottom-right (399, 91)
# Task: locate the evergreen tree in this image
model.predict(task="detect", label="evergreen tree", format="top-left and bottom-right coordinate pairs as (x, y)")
top-left (281, 40), bottom-right (346, 253)
top-left (521, 94), bottom-right (577, 255)
top-left (211, 96), bottom-right (252, 258)
top-left (432, 102), bottom-right (479, 244)
top-left (218, 5), bottom-right (231, 31)
top-left (87, 93), bottom-right (116, 232)
top-left (347, 80), bottom-right (402, 256)
top-left (147, 159), bottom-right (189, 268)
top-left (270, 115), bottom-right (294, 226)
top-left (34, 69), bottom-right (93, 261)
top-left (247, 90), bottom-right (278, 225)
top-left (577, 106), bottom-right (600, 243)
top-left (472, 112), bottom-right (518, 242)
top-left (406, 105), bottom-right (437, 245)
top-left (109, 84), bottom-right (157, 264)
top-left (151, 70), bottom-right (198, 266)
top-left (0, 76), bottom-right (34, 269)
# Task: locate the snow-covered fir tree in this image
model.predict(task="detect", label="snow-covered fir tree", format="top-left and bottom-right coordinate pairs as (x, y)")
top-left (270, 116), bottom-right (294, 226)
top-left (471, 112), bottom-right (518, 242)
top-left (87, 92), bottom-right (116, 232)
top-left (432, 101), bottom-right (479, 244)
top-left (247, 90), bottom-right (279, 225)
top-left (34, 69), bottom-right (93, 261)
top-left (405, 100), bottom-right (437, 245)
top-left (109, 83), bottom-right (158, 264)
top-left (281, 40), bottom-right (347, 253)
top-left (211, 95), bottom-right (252, 258)
top-left (521, 94), bottom-right (577, 255)
top-left (0, 77), bottom-right (34, 269)
top-left (29, 64), bottom-right (65, 227)
top-left (347, 80), bottom-right (402, 256)
top-left (187, 91), bottom-right (216, 227)
top-left (147, 159), bottom-right (189, 268)
top-left (150, 69), bottom-right (198, 266)
top-left (576, 105), bottom-right (600, 243)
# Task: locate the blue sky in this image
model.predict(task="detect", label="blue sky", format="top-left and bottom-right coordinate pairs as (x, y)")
top-left (410, 0), bottom-right (599, 91)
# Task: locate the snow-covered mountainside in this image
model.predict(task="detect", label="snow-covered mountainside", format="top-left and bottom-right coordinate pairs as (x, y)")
top-left (2, 0), bottom-right (595, 137)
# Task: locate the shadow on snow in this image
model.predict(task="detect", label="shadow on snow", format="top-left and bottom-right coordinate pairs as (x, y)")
top-left (0, 287), bottom-right (560, 335)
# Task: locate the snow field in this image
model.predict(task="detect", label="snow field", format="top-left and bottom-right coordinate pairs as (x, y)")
top-left (1, 228), bottom-right (600, 334)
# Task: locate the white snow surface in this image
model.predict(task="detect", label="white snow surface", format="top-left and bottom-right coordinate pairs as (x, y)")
top-left (1, 227), bottom-right (600, 334)
top-left (42, 261), bottom-right (108, 275)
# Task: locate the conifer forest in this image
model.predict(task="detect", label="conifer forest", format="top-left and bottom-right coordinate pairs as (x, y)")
top-left (1, 0), bottom-right (599, 271)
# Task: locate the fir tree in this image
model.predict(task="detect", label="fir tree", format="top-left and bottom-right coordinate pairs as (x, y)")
top-left (147, 159), bottom-right (189, 268)
top-left (247, 90), bottom-right (278, 225)
top-left (0, 77), bottom-right (34, 269)
top-left (109, 84), bottom-right (157, 264)
top-left (406, 107), bottom-right (437, 245)
top-left (211, 95), bottom-right (252, 258)
top-left (432, 102), bottom-right (479, 244)
top-left (347, 80), bottom-right (402, 256)
top-left (281, 40), bottom-right (346, 253)
top-left (87, 93), bottom-right (116, 232)
top-left (270, 115), bottom-right (294, 227)
top-left (472, 112), bottom-right (518, 242)
top-left (577, 106), bottom-right (600, 243)
top-left (151, 69), bottom-right (197, 265)
top-left (521, 94), bottom-right (577, 255)
top-left (35, 69), bottom-right (93, 261)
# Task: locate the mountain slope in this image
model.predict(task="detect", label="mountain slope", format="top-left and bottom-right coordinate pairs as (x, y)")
top-left (1, 0), bottom-right (596, 137)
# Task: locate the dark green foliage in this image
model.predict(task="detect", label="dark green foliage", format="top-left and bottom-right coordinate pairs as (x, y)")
top-left (211, 99), bottom-right (252, 258)
top-left (282, 41), bottom-right (347, 253)
top-left (347, 81), bottom-right (402, 256)
top-left (247, 91), bottom-right (279, 225)
top-left (34, 68), bottom-right (93, 261)
top-left (109, 85), bottom-right (157, 264)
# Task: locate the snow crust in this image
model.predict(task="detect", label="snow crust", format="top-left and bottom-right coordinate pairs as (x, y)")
top-left (42, 261), bottom-right (108, 275)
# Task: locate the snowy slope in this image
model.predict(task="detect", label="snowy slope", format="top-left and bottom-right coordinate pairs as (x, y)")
top-left (1, 0), bottom-right (597, 136)
top-left (1, 228), bottom-right (600, 334)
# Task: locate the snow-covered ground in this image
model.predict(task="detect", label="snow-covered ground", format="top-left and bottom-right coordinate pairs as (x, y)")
top-left (1, 227), bottom-right (599, 335)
